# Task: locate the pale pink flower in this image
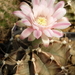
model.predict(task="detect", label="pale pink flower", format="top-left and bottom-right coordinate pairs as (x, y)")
top-left (13, 0), bottom-right (71, 46)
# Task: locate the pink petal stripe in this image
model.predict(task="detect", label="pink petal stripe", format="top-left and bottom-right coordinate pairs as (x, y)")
top-left (47, 0), bottom-right (55, 7)
top-left (20, 4), bottom-right (31, 15)
top-left (13, 11), bottom-right (25, 18)
top-left (53, 8), bottom-right (66, 20)
top-left (52, 30), bottom-right (63, 37)
top-left (33, 30), bottom-right (42, 39)
top-left (41, 34), bottom-right (49, 47)
top-left (32, 0), bottom-right (40, 6)
top-left (22, 19), bottom-right (31, 26)
top-left (52, 22), bottom-right (71, 29)
top-left (43, 29), bottom-right (52, 37)
top-left (20, 27), bottom-right (33, 39)
top-left (54, 1), bottom-right (65, 11)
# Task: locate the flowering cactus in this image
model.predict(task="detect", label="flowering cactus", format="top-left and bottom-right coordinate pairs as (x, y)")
top-left (13, 0), bottom-right (71, 46)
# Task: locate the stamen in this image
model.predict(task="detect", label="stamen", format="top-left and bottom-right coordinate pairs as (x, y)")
top-left (36, 17), bottom-right (47, 26)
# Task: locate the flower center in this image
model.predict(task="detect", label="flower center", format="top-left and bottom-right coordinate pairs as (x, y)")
top-left (36, 17), bottom-right (47, 26)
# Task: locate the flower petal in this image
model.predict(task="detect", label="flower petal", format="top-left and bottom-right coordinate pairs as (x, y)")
top-left (52, 30), bottom-right (63, 37)
top-left (16, 20), bottom-right (25, 27)
top-left (53, 8), bottom-right (66, 20)
top-left (20, 2), bottom-right (34, 21)
top-left (32, 0), bottom-right (39, 6)
top-left (41, 34), bottom-right (49, 47)
top-left (28, 33), bottom-right (35, 41)
top-left (33, 30), bottom-right (42, 39)
top-left (32, 23), bottom-right (39, 30)
top-left (33, 3), bottom-right (50, 18)
top-left (20, 4), bottom-right (31, 15)
top-left (57, 17), bottom-right (69, 22)
top-left (47, 0), bottom-right (55, 7)
top-left (13, 11), bottom-right (25, 18)
top-left (41, 7), bottom-right (49, 17)
top-left (54, 1), bottom-right (65, 11)
top-left (29, 12), bottom-right (34, 21)
top-left (43, 29), bottom-right (52, 37)
top-left (33, 5), bottom-right (45, 18)
top-left (22, 19), bottom-right (31, 26)
top-left (33, 5), bottom-right (39, 18)
top-left (52, 22), bottom-right (71, 29)
top-left (20, 27), bottom-right (33, 39)
top-left (40, 0), bottom-right (47, 6)
top-left (49, 8), bottom-right (54, 16)
top-left (48, 17), bottom-right (54, 26)
top-left (20, 2), bottom-right (27, 6)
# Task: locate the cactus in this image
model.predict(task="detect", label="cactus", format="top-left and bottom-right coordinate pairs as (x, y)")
top-left (0, 0), bottom-right (75, 75)
top-left (0, 35), bottom-right (75, 75)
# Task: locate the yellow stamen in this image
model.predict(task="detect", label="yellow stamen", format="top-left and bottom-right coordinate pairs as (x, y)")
top-left (36, 17), bottom-right (47, 26)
